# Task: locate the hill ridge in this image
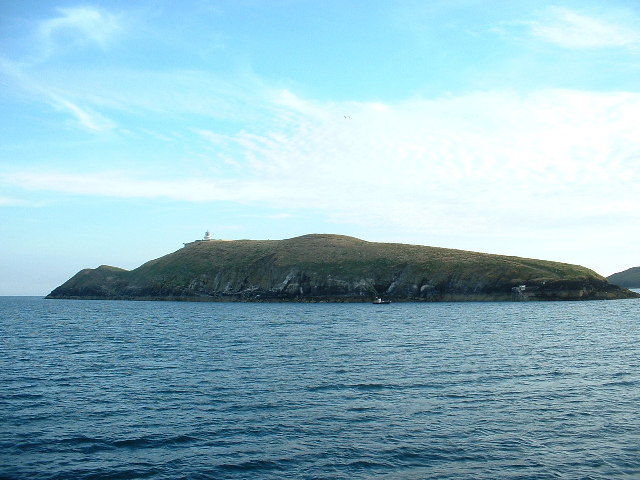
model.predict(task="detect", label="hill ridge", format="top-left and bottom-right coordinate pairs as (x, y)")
top-left (47, 234), bottom-right (639, 302)
top-left (607, 266), bottom-right (640, 288)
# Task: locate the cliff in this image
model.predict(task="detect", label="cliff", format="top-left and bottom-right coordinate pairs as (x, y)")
top-left (607, 266), bottom-right (640, 288)
top-left (47, 234), bottom-right (639, 302)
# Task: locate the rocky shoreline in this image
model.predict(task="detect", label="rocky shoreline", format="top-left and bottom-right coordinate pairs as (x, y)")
top-left (47, 234), bottom-right (640, 302)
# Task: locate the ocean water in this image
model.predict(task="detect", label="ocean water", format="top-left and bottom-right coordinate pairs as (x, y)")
top-left (1, 296), bottom-right (639, 480)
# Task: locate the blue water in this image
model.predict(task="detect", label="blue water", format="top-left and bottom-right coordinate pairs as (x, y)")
top-left (1, 297), bottom-right (639, 479)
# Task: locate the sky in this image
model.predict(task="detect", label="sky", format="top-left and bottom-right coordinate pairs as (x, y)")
top-left (1, 0), bottom-right (639, 295)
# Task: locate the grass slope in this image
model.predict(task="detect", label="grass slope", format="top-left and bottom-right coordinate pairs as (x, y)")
top-left (48, 234), bottom-right (636, 301)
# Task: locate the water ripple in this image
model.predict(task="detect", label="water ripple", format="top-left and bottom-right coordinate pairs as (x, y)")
top-left (1, 297), bottom-right (639, 479)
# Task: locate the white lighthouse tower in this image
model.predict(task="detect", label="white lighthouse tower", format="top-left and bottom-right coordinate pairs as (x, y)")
top-left (184, 230), bottom-right (214, 247)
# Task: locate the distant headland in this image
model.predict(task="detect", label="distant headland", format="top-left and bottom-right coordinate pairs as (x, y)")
top-left (47, 233), bottom-right (639, 302)
top-left (607, 266), bottom-right (640, 289)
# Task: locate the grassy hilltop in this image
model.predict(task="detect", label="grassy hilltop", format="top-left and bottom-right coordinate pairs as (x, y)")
top-left (47, 234), bottom-right (639, 302)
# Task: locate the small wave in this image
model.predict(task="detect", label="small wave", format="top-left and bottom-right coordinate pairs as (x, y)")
top-left (353, 383), bottom-right (388, 391)
top-left (112, 437), bottom-right (156, 449)
top-left (13, 436), bottom-right (111, 455)
top-left (59, 435), bottom-right (105, 445)
top-left (4, 392), bottom-right (45, 400)
top-left (603, 380), bottom-right (638, 387)
top-left (218, 458), bottom-right (285, 472)
top-left (347, 459), bottom-right (385, 468)
top-left (342, 458), bottom-right (395, 472)
top-left (307, 382), bottom-right (391, 392)
top-left (346, 405), bottom-right (376, 412)
top-left (110, 434), bottom-right (199, 449)
top-left (166, 434), bottom-right (201, 445)
top-left (307, 384), bottom-right (342, 392)
top-left (49, 465), bottom-right (162, 480)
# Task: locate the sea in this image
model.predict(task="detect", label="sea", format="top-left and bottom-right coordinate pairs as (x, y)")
top-left (1, 295), bottom-right (639, 480)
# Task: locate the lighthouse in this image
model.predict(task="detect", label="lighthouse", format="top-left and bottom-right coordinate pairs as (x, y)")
top-left (183, 230), bottom-right (214, 247)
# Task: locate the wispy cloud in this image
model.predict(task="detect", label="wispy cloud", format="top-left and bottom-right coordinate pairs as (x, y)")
top-left (2, 3), bottom-right (638, 261)
top-left (0, 58), bottom-right (116, 132)
top-left (4, 88), bottom-right (639, 239)
top-left (0, 6), bottom-right (124, 131)
top-left (1, 171), bottom-right (279, 203)
top-left (528, 6), bottom-right (640, 49)
top-left (38, 6), bottom-right (122, 55)
top-left (51, 95), bottom-right (116, 131)
top-left (0, 58), bottom-right (285, 134)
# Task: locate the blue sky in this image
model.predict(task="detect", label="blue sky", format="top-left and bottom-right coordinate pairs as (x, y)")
top-left (1, 0), bottom-right (639, 295)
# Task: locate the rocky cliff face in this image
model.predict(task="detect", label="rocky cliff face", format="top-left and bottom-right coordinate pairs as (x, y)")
top-left (47, 234), bottom-right (639, 302)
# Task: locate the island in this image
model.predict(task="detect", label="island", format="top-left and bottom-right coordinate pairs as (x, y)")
top-left (47, 233), bottom-right (640, 302)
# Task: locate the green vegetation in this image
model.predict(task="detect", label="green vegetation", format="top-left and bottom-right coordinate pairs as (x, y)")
top-left (47, 234), bottom-right (639, 302)
top-left (608, 267), bottom-right (640, 288)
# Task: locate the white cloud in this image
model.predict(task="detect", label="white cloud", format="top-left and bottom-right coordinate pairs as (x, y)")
top-left (52, 95), bottom-right (116, 131)
top-left (4, 66), bottom-right (286, 132)
top-left (0, 58), bottom-right (116, 132)
top-left (195, 129), bottom-right (230, 145)
top-left (4, 88), bottom-right (639, 244)
top-left (529, 7), bottom-right (640, 49)
top-left (39, 6), bottom-right (122, 53)
top-left (1, 171), bottom-right (265, 203)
